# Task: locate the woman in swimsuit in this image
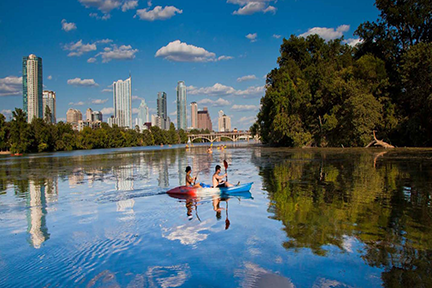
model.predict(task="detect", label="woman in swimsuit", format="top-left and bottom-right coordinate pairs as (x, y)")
top-left (185, 166), bottom-right (201, 188)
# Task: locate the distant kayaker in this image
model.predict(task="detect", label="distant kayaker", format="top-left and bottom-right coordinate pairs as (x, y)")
top-left (212, 165), bottom-right (233, 188)
top-left (185, 166), bottom-right (201, 188)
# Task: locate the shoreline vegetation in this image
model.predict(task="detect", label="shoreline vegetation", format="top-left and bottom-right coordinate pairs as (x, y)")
top-left (251, 0), bottom-right (432, 148)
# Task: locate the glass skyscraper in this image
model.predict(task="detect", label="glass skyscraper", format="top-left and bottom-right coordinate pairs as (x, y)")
top-left (23, 54), bottom-right (43, 123)
top-left (157, 92), bottom-right (170, 130)
top-left (42, 90), bottom-right (56, 124)
top-left (137, 99), bottom-right (149, 127)
top-left (113, 77), bottom-right (132, 129)
top-left (176, 81), bottom-right (187, 130)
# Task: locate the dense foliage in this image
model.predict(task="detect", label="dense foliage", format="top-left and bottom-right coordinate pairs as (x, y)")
top-left (253, 0), bottom-right (432, 147)
top-left (0, 108), bottom-right (188, 154)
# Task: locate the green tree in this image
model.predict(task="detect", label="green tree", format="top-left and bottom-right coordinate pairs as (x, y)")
top-left (0, 114), bottom-right (9, 151)
top-left (9, 109), bottom-right (33, 153)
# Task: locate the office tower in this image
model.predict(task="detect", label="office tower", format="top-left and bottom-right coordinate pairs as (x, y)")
top-left (157, 92), bottom-right (170, 130)
top-left (113, 76), bottom-right (132, 129)
top-left (190, 102), bottom-right (198, 129)
top-left (137, 99), bottom-right (149, 127)
top-left (66, 108), bottom-right (82, 124)
top-left (197, 107), bottom-right (212, 131)
top-left (42, 90), bottom-right (56, 124)
top-left (23, 54), bottom-right (43, 123)
top-left (86, 108), bottom-right (93, 121)
top-left (218, 110), bottom-right (231, 132)
top-left (92, 111), bottom-right (103, 121)
top-left (176, 81), bottom-right (187, 130)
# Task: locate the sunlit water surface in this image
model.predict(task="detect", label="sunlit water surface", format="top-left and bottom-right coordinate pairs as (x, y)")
top-left (0, 144), bottom-right (431, 287)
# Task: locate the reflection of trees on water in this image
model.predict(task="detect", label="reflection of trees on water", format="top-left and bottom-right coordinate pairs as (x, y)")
top-left (251, 148), bottom-right (432, 287)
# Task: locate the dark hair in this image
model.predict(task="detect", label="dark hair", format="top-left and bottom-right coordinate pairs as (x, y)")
top-left (215, 165), bottom-right (221, 172)
top-left (185, 166), bottom-right (191, 173)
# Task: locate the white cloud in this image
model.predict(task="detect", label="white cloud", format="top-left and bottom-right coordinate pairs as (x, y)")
top-left (89, 12), bottom-right (111, 20)
top-left (218, 55), bottom-right (234, 61)
top-left (79, 0), bottom-right (121, 13)
top-left (64, 40), bottom-right (97, 57)
top-left (229, 0), bottom-right (277, 15)
top-left (344, 38), bottom-right (363, 47)
top-left (135, 6), bottom-right (182, 21)
top-left (101, 107), bottom-right (115, 115)
top-left (231, 104), bottom-right (259, 111)
top-left (91, 98), bottom-right (108, 104)
top-left (188, 83), bottom-right (264, 98)
top-left (273, 34), bottom-right (281, 39)
top-left (122, 0), bottom-right (138, 12)
top-left (169, 111), bottom-right (177, 116)
top-left (132, 95), bottom-right (143, 101)
top-left (102, 88), bottom-right (112, 93)
top-left (132, 108), bottom-right (139, 114)
top-left (299, 25), bottom-right (350, 41)
top-left (1, 109), bottom-right (12, 116)
top-left (61, 19), bottom-right (77, 32)
top-left (155, 40), bottom-right (232, 63)
top-left (246, 33), bottom-right (257, 42)
top-left (197, 98), bottom-right (231, 107)
top-left (96, 44), bottom-right (138, 62)
top-left (69, 101), bottom-right (85, 106)
top-left (238, 116), bottom-right (256, 124)
top-left (47, 75), bottom-right (53, 80)
top-left (237, 75), bottom-right (257, 82)
top-left (87, 57), bottom-right (97, 63)
top-left (0, 76), bottom-right (22, 96)
top-left (96, 39), bottom-right (113, 44)
top-left (67, 78), bottom-right (99, 87)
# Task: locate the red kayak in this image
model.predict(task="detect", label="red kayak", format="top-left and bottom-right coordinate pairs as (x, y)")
top-left (166, 183), bottom-right (253, 198)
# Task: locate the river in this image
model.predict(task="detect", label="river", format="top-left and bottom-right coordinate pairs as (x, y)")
top-left (0, 144), bottom-right (431, 287)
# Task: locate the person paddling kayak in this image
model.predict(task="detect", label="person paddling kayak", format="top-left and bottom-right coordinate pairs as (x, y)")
top-left (212, 165), bottom-right (234, 188)
top-left (185, 166), bottom-right (202, 188)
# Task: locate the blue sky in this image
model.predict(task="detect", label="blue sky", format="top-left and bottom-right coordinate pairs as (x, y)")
top-left (0, 0), bottom-right (379, 130)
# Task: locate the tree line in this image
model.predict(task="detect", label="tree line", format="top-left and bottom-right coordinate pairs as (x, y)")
top-left (251, 0), bottom-right (432, 147)
top-left (0, 108), bottom-right (189, 154)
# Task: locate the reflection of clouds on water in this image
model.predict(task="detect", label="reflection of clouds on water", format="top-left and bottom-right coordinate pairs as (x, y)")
top-left (235, 262), bottom-right (294, 288)
top-left (146, 264), bottom-right (191, 288)
top-left (116, 199), bottom-right (135, 221)
top-left (68, 168), bottom-right (84, 188)
top-left (115, 165), bottom-right (134, 191)
top-left (312, 278), bottom-right (352, 288)
top-left (162, 220), bottom-right (211, 246)
top-left (342, 235), bottom-right (356, 253)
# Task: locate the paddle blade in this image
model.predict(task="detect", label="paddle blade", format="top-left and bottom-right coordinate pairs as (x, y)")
top-left (223, 160), bottom-right (228, 170)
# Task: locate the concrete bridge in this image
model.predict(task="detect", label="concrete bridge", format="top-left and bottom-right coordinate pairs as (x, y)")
top-left (188, 132), bottom-right (253, 143)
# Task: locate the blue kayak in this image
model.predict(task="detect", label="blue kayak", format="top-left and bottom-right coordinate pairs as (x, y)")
top-left (167, 182), bottom-right (253, 197)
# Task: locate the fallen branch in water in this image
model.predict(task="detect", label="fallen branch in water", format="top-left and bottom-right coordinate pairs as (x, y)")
top-left (365, 131), bottom-right (394, 149)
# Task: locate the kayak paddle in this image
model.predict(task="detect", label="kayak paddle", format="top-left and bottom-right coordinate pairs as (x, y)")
top-left (223, 160), bottom-right (228, 182)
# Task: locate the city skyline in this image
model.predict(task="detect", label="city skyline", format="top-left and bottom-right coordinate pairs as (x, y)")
top-left (0, 0), bottom-right (379, 129)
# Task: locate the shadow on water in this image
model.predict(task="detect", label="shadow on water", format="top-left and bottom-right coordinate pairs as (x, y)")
top-left (251, 148), bottom-right (432, 287)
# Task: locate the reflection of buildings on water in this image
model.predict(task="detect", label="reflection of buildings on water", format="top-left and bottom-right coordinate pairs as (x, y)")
top-left (27, 180), bottom-right (50, 248)
top-left (115, 165), bottom-right (134, 191)
top-left (68, 168), bottom-right (84, 188)
top-left (44, 177), bottom-right (59, 203)
top-left (158, 159), bottom-right (169, 188)
top-left (178, 155), bottom-right (187, 186)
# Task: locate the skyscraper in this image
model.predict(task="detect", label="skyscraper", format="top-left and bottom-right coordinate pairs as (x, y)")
top-left (23, 54), bottom-right (43, 123)
top-left (66, 108), bottom-right (82, 124)
top-left (42, 90), bottom-right (56, 124)
top-left (218, 110), bottom-right (231, 132)
top-left (92, 111), bottom-right (103, 121)
top-left (190, 102), bottom-right (198, 129)
top-left (176, 81), bottom-right (187, 130)
top-left (157, 92), bottom-right (170, 130)
top-left (137, 99), bottom-right (149, 127)
top-left (86, 108), bottom-right (93, 121)
top-left (113, 77), bottom-right (132, 129)
top-left (197, 107), bottom-right (212, 131)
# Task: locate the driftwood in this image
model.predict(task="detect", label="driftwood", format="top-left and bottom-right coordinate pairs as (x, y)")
top-left (365, 131), bottom-right (394, 149)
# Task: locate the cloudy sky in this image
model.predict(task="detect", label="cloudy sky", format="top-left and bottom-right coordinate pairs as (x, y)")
top-left (0, 0), bottom-right (378, 129)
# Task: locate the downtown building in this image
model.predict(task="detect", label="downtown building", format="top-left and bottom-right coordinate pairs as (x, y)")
top-left (197, 107), bottom-right (212, 131)
top-left (176, 81), bottom-right (187, 130)
top-left (190, 102), bottom-right (198, 129)
top-left (218, 110), bottom-right (231, 132)
top-left (66, 108), bottom-right (82, 125)
top-left (112, 76), bottom-right (132, 129)
top-left (23, 54), bottom-right (43, 123)
top-left (78, 108), bottom-right (103, 131)
top-left (42, 90), bottom-right (56, 124)
top-left (154, 92), bottom-right (170, 130)
top-left (135, 99), bottom-right (149, 129)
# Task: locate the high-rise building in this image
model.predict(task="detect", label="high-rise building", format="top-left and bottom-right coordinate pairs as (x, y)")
top-left (92, 111), bottom-right (102, 121)
top-left (197, 107), bottom-right (212, 131)
top-left (42, 90), bottom-right (56, 124)
top-left (66, 108), bottom-right (82, 125)
top-left (176, 81), bottom-right (187, 130)
top-left (137, 99), bottom-right (149, 128)
top-left (157, 92), bottom-right (170, 130)
top-left (113, 77), bottom-right (132, 129)
top-left (218, 110), bottom-right (231, 132)
top-left (86, 108), bottom-right (93, 121)
top-left (23, 54), bottom-right (43, 123)
top-left (190, 102), bottom-right (198, 129)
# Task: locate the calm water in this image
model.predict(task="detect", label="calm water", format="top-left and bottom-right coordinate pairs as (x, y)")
top-left (0, 144), bottom-right (431, 287)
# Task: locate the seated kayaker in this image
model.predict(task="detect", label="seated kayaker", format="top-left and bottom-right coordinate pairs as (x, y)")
top-left (212, 165), bottom-right (234, 188)
top-left (185, 166), bottom-right (201, 188)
